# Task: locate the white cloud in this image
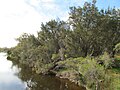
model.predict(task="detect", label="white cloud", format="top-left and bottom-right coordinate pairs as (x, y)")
top-left (0, 0), bottom-right (69, 48)
top-left (25, 0), bottom-right (60, 16)
top-left (0, 0), bottom-right (56, 47)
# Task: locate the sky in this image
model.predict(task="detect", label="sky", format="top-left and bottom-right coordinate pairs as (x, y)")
top-left (0, 0), bottom-right (120, 48)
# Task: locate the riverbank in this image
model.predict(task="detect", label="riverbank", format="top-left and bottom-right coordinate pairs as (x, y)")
top-left (0, 53), bottom-right (86, 90)
top-left (5, 49), bottom-right (120, 90)
top-left (1, 0), bottom-right (120, 89)
top-left (47, 54), bottom-right (120, 90)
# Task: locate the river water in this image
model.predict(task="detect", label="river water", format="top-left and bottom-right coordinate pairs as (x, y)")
top-left (0, 53), bottom-right (85, 90)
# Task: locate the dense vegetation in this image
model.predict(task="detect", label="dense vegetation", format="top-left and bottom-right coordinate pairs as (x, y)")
top-left (0, 47), bottom-right (8, 52)
top-left (3, 0), bottom-right (120, 90)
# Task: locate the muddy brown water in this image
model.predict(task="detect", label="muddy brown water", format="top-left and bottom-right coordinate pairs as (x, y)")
top-left (0, 53), bottom-right (86, 90)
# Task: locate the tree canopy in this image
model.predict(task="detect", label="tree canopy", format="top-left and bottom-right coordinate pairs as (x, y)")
top-left (6, 0), bottom-right (120, 90)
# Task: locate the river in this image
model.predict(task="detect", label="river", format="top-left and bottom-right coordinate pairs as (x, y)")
top-left (0, 53), bottom-right (85, 90)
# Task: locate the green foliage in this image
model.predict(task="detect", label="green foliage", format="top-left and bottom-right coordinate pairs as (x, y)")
top-left (99, 52), bottom-right (113, 69)
top-left (0, 47), bottom-right (9, 53)
top-left (107, 68), bottom-right (120, 90)
top-left (57, 57), bottom-right (113, 90)
top-left (34, 61), bottom-right (54, 74)
top-left (51, 54), bottom-right (60, 61)
top-left (114, 43), bottom-right (120, 53)
top-left (6, 0), bottom-right (120, 90)
top-left (68, 1), bottom-right (120, 57)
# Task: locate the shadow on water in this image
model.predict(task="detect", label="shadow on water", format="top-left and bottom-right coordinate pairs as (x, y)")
top-left (0, 53), bottom-right (86, 90)
top-left (25, 75), bottom-right (86, 90)
top-left (17, 65), bottom-right (86, 90)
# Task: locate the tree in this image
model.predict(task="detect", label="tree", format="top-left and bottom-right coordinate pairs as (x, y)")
top-left (68, 0), bottom-right (120, 57)
top-left (37, 20), bottom-right (70, 61)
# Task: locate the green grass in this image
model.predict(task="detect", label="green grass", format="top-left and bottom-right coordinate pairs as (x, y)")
top-left (115, 55), bottom-right (120, 60)
top-left (107, 68), bottom-right (120, 90)
top-left (107, 54), bottom-right (120, 90)
top-left (111, 68), bottom-right (120, 73)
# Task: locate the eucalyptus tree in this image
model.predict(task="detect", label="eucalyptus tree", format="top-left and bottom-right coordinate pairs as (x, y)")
top-left (68, 0), bottom-right (120, 57)
top-left (37, 20), bottom-right (70, 61)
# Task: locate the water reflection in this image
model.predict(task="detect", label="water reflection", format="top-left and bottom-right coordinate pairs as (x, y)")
top-left (0, 73), bottom-right (25, 90)
top-left (0, 53), bottom-right (25, 90)
top-left (17, 62), bottom-right (86, 90)
top-left (16, 64), bottom-right (85, 90)
top-left (0, 53), bottom-right (85, 90)
top-left (0, 53), bottom-right (12, 72)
